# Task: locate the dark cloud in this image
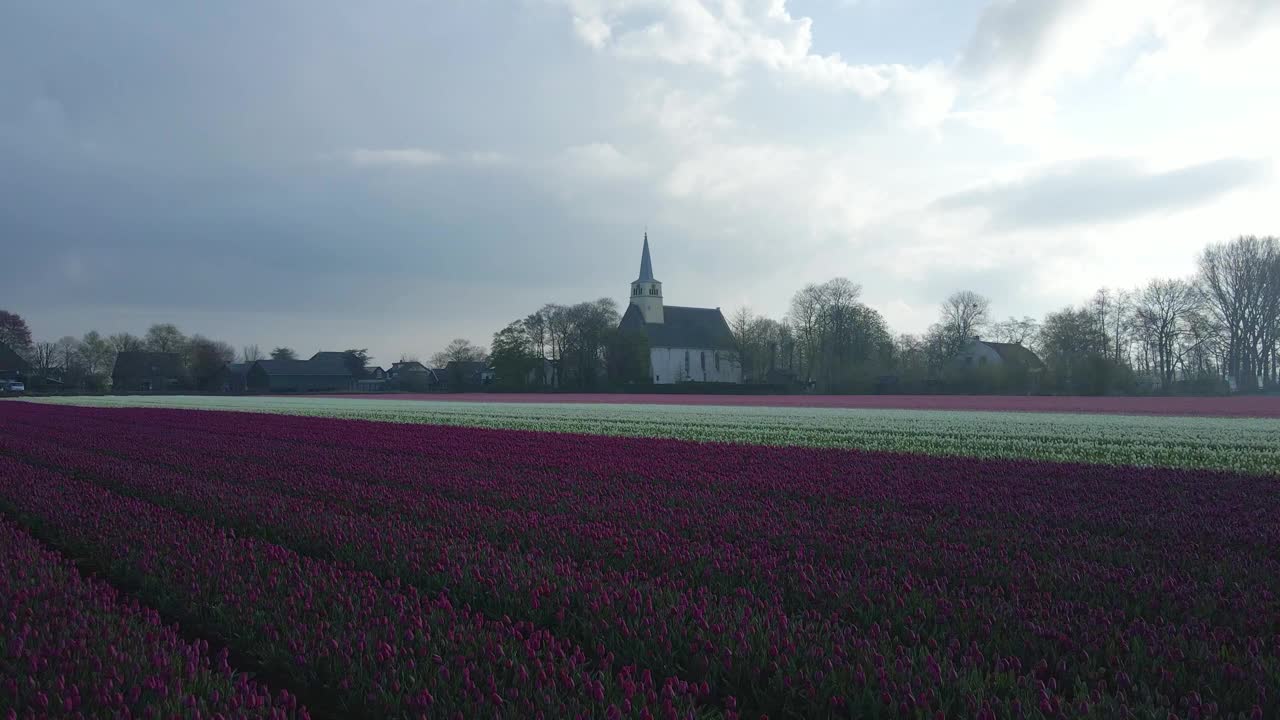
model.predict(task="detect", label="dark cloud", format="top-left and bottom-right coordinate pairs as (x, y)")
top-left (933, 156), bottom-right (1270, 230)
top-left (957, 0), bottom-right (1075, 82)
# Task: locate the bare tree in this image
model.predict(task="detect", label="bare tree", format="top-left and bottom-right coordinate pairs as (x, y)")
top-left (28, 341), bottom-right (59, 378)
top-left (1134, 278), bottom-right (1202, 389)
top-left (1199, 236), bottom-right (1280, 391)
top-left (108, 333), bottom-right (145, 353)
top-left (523, 311), bottom-right (548, 363)
top-left (940, 291), bottom-right (991, 344)
top-left (55, 336), bottom-right (84, 383)
top-left (430, 338), bottom-right (488, 368)
top-left (990, 316), bottom-right (1040, 346)
top-left (80, 331), bottom-right (115, 378)
top-left (241, 344), bottom-right (264, 363)
top-left (787, 284), bottom-right (822, 382)
top-left (144, 323), bottom-right (187, 354)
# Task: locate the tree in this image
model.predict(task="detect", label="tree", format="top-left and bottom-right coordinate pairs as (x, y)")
top-left (558, 298), bottom-right (619, 389)
top-left (787, 284), bottom-right (822, 382)
top-left (270, 347), bottom-right (297, 360)
top-left (1038, 306), bottom-right (1132, 395)
top-left (1198, 236), bottom-right (1279, 391)
top-left (188, 335), bottom-right (236, 390)
top-left (990, 316), bottom-right (1040, 346)
top-left (144, 323), bottom-right (187, 354)
top-left (0, 310), bottom-right (33, 353)
top-left (430, 338), bottom-right (488, 368)
top-left (489, 322), bottom-right (538, 389)
top-left (241, 345), bottom-right (263, 363)
top-left (940, 291), bottom-right (991, 345)
top-left (1134, 278), bottom-right (1202, 389)
top-left (28, 341), bottom-right (58, 380)
top-left (606, 326), bottom-right (650, 386)
top-left (80, 331), bottom-right (115, 379)
top-left (108, 333), bottom-right (145, 353)
top-left (341, 349), bottom-right (371, 379)
top-left (53, 336), bottom-right (86, 387)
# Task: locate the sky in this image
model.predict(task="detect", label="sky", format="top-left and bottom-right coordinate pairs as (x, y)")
top-left (2, 0), bottom-right (1277, 364)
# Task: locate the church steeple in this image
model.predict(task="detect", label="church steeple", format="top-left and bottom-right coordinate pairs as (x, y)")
top-left (638, 232), bottom-right (655, 281)
top-left (629, 232), bottom-right (664, 324)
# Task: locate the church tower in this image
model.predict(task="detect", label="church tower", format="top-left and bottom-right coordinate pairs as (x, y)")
top-left (629, 232), bottom-right (664, 324)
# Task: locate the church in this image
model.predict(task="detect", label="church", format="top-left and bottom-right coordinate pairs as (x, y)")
top-left (618, 234), bottom-right (742, 384)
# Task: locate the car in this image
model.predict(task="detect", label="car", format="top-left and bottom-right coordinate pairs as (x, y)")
top-left (2, 381), bottom-right (24, 393)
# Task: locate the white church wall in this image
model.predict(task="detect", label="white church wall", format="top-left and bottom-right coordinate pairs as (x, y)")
top-left (650, 347), bottom-right (741, 385)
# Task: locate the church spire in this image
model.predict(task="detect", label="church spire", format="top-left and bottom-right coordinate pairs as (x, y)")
top-left (638, 232), bottom-right (655, 281)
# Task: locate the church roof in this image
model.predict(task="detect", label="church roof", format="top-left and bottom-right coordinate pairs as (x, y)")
top-left (637, 233), bottom-right (655, 281)
top-left (620, 304), bottom-right (737, 351)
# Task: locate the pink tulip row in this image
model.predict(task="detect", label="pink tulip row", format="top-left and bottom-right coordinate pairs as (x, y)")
top-left (1, 401), bottom-right (1277, 718)
top-left (0, 517), bottom-right (306, 720)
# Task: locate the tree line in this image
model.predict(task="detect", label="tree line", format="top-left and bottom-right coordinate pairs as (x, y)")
top-left (0, 320), bottom-right (238, 391)
top-left (733, 235), bottom-right (1280, 394)
top-left (0, 317), bottom-right (379, 391)
top-left (5, 235), bottom-right (1275, 396)
top-left (433, 235), bottom-right (1278, 395)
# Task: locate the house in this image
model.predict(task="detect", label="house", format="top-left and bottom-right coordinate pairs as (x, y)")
top-left (224, 362), bottom-right (250, 393)
top-left (246, 357), bottom-right (353, 393)
top-left (355, 367), bottom-right (388, 392)
top-left (388, 361), bottom-right (439, 391)
top-left (617, 234), bottom-right (742, 384)
top-left (952, 337), bottom-right (1046, 371)
top-left (442, 360), bottom-right (494, 391)
top-left (0, 342), bottom-right (30, 382)
top-left (111, 351), bottom-right (184, 392)
top-left (526, 358), bottom-right (560, 389)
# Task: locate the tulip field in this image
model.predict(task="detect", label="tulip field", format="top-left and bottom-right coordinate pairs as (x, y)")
top-left (21, 393), bottom-right (1280, 474)
top-left (1, 400), bottom-right (1277, 719)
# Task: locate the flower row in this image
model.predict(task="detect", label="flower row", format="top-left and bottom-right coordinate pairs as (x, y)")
top-left (0, 517), bottom-right (306, 719)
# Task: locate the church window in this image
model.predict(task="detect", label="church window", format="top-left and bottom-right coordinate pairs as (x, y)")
top-left (649, 286), bottom-right (658, 295)
top-left (684, 351), bottom-right (690, 375)
top-left (700, 352), bottom-right (706, 371)
top-left (714, 352), bottom-right (720, 371)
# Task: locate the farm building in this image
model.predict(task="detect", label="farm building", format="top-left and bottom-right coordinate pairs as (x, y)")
top-left (951, 337), bottom-right (1045, 371)
top-left (0, 342), bottom-right (30, 382)
top-left (388, 361), bottom-right (440, 391)
top-left (247, 357), bottom-right (353, 393)
top-left (441, 360), bottom-right (493, 391)
top-left (111, 351), bottom-right (184, 392)
top-left (223, 363), bottom-right (249, 393)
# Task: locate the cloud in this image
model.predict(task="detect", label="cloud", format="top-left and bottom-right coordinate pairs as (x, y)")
top-left (557, 0), bottom-right (954, 127)
top-left (572, 14), bottom-right (612, 48)
top-left (933, 156), bottom-right (1270, 230)
top-left (466, 151), bottom-right (510, 167)
top-left (344, 148), bottom-right (446, 168)
top-left (562, 142), bottom-right (648, 179)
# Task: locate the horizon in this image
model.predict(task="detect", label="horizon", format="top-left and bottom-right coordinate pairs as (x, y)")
top-left (3, 1), bottom-right (1277, 363)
